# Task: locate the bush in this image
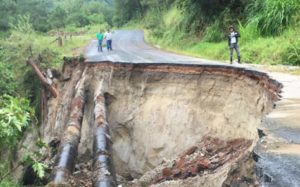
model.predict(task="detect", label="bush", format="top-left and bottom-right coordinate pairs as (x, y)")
top-left (144, 8), bottom-right (163, 29)
top-left (68, 12), bottom-right (90, 27)
top-left (0, 179), bottom-right (20, 187)
top-left (238, 21), bottom-right (260, 43)
top-left (0, 161), bottom-right (20, 187)
top-left (0, 95), bottom-right (33, 148)
top-left (202, 21), bottom-right (224, 42)
top-left (0, 62), bottom-right (17, 96)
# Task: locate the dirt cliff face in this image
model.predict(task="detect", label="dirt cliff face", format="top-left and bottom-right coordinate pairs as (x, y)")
top-left (14, 61), bottom-right (282, 186)
top-left (86, 63), bottom-right (278, 177)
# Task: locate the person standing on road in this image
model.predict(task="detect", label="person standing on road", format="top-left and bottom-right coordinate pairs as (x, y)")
top-left (105, 29), bottom-right (113, 51)
top-left (96, 30), bottom-right (104, 52)
top-left (228, 25), bottom-right (241, 64)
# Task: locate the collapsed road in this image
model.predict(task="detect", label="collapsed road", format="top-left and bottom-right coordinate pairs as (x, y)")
top-left (13, 30), bottom-right (300, 187)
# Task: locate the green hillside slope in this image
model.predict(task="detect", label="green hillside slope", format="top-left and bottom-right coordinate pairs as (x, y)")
top-left (114, 0), bottom-right (300, 65)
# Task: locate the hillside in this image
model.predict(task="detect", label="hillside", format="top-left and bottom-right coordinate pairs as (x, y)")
top-left (114, 0), bottom-right (300, 66)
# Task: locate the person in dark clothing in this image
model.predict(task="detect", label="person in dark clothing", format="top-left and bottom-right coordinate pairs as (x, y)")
top-left (228, 25), bottom-right (241, 64)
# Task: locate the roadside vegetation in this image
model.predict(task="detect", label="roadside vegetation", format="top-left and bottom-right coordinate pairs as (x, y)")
top-left (114, 0), bottom-right (300, 66)
top-left (0, 0), bottom-right (112, 186)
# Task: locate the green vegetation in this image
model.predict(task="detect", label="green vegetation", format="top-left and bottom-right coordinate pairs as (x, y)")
top-left (21, 139), bottom-right (49, 180)
top-left (114, 0), bottom-right (300, 65)
top-left (0, 0), bottom-right (112, 185)
top-left (246, 0), bottom-right (299, 36)
top-left (0, 95), bottom-right (33, 187)
top-left (0, 0), bottom-right (113, 32)
top-left (0, 95), bottom-right (33, 147)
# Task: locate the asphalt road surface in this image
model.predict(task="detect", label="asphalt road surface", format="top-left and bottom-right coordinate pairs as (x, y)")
top-left (85, 30), bottom-right (300, 187)
top-left (85, 30), bottom-right (221, 64)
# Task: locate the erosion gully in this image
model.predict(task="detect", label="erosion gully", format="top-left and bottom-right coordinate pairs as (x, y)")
top-left (23, 59), bottom-right (282, 187)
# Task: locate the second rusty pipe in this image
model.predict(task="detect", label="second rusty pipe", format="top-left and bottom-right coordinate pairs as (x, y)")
top-left (93, 91), bottom-right (115, 187)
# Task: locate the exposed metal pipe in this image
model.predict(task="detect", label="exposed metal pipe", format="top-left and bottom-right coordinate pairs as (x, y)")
top-left (93, 89), bottom-right (115, 187)
top-left (50, 77), bottom-right (86, 186)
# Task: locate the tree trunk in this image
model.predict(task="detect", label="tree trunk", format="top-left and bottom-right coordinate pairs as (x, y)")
top-left (26, 60), bottom-right (58, 98)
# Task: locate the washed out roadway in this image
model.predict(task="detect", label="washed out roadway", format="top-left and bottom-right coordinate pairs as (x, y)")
top-left (85, 30), bottom-right (300, 187)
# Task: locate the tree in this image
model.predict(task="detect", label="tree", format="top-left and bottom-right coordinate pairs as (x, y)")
top-left (113, 0), bottom-right (143, 26)
top-left (68, 12), bottom-right (90, 27)
top-left (49, 6), bottom-right (67, 29)
top-left (0, 0), bottom-right (17, 31)
top-left (16, 0), bottom-right (53, 32)
top-left (177, 0), bottom-right (248, 33)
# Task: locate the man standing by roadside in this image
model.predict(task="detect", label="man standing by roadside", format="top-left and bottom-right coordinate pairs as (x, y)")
top-left (228, 25), bottom-right (241, 64)
top-left (105, 29), bottom-right (113, 51)
top-left (96, 30), bottom-right (104, 52)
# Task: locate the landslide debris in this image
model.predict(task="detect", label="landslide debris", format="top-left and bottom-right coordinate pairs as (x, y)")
top-left (153, 137), bottom-right (253, 184)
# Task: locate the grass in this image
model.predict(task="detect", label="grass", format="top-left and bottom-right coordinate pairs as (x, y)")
top-left (45, 24), bottom-right (105, 57)
top-left (4, 24), bottom-right (105, 68)
top-left (146, 27), bottom-right (300, 75)
top-left (108, 8), bottom-right (300, 73)
top-left (131, 7), bottom-right (300, 75)
top-left (134, 3), bottom-right (300, 68)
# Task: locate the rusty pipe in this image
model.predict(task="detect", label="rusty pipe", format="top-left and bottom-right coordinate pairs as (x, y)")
top-left (50, 78), bottom-right (86, 185)
top-left (93, 92), bottom-right (115, 187)
top-left (27, 60), bottom-right (58, 98)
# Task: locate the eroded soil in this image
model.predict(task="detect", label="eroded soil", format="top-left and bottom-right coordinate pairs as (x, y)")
top-left (13, 60), bottom-right (281, 187)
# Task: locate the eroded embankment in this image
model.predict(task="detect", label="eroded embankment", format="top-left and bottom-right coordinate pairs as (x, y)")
top-left (84, 62), bottom-right (281, 187)
top-left (14, 61), bottom-right (282, 187)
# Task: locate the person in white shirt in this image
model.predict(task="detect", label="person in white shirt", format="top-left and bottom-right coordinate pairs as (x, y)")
top-left (228, 25), bottom-right (241, 64)
top-left (104, 29), bottom-right (113, 51)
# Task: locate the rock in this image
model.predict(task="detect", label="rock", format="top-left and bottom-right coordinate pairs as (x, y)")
top-left (162, 168), bottom-right (172, 177)
top-left (172, 169), bottom-right (182, 177)
top-left (218, 152), bottom-right (227, 158)
top-left (180, 146), bottom-right (198, 158)
top-left (257, 129), bottom-right (267, 138)
top-left (189, 165), bottom-right (199, 175)
top-left (211, 158), bottom-right (220, 164)
top-left (252, 151), bottom-right (260, 162)
top-left (180, 170), bottom-right (191, 179)
top-left (197, 158), bottom-right (211, 169)
top-left (175, 158), bottom-right (186, 169)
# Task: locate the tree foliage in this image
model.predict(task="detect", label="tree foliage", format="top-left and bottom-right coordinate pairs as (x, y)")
top-left (0, 0), bottom-right (113, 32)
top-left (177, 0), bottom-right (249, 34)
top-left (48, 6), bottom-right (68, 29)
top-left (21, 139), bottom-right (48, 180)
top-left (113, 0), bottom-right (176, 26)
top-left (0, 95), bottom-right (33, 148)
